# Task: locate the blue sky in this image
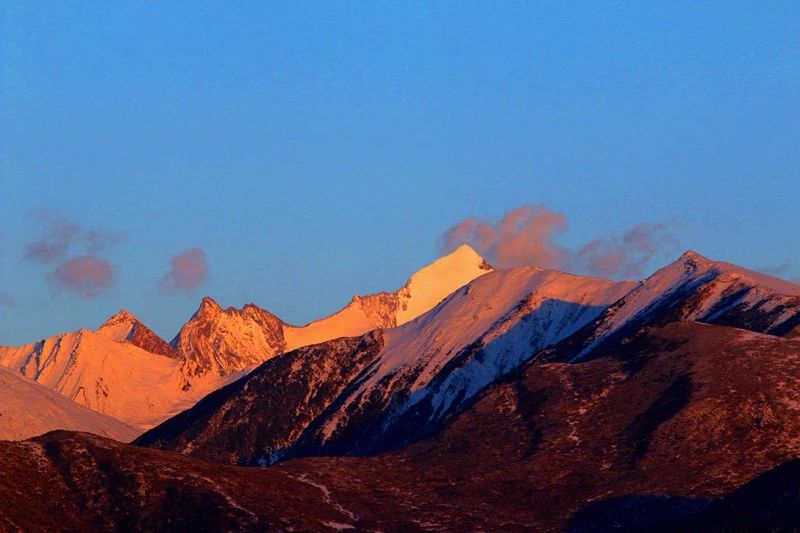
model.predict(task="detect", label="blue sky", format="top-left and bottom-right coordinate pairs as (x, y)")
top-left (1, 2), bottom-right (798, 344)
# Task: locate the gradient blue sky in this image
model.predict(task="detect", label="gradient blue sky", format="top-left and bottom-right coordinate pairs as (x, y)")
top-left (1, 2), bottom-right (798, 344)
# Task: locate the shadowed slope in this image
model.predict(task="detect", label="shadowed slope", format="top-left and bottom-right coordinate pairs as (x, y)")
top-left (137, 266), bottom-right (633, 463)
top-left (7, 320), bottom-right (800, 531)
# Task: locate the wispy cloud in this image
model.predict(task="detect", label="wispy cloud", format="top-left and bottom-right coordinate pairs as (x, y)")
top-left (574, 222), bottom-right (679, 278)
top-left (25, 209), bottom-right (120, 263)
top-left (441, 204), bottom-right (679, 279)
top-left (440, 204), bottom-right (569, 269)
top-left (25, 209), bottom-right (120, 298)
top-left (25, 212), bottom-right (82, 263)
top-left (160, 248), bottom-right (208, 293)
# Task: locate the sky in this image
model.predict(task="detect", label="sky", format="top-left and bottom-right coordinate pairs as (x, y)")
top-left (1, 2), bottom-right (798, 344)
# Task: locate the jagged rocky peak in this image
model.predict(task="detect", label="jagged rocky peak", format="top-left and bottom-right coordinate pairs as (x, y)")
top-left (174, 296), bottom-right (287, 380)
top-left (194, 296), bottom-right (224, 318)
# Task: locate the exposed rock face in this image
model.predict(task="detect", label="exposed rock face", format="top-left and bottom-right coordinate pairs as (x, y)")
top-left (350, 292), bottom-right (399, 329)
top-left (171, 297), bottom-right (287, 383)
top-left (96, 309), bottom-right (179, 358)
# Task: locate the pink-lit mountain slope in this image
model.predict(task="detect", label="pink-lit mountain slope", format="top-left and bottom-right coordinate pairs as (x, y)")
top-left (0, 365), bottom-right (138, 441)
top-left (172, 244), bottom-right (493, 381)
top-left (0, 246), bottom-right (492, 432)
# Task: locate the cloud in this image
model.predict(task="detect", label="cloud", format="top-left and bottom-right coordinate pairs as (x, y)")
top-left (575, 222), bottom-right (679, 278)
top-left (47, 256), bottom-right (114, 298)
top-left (25, 213), bottom-right (82, 263)
top-left (160, 248), bottom-right (208, 293)
top-left (25, 210), bottom-right (120, 263)
top-left (24, 210), bottom-right (121, 297)
top-left (440, 205), bottom-right (679, 279)
top-left (0, 293), bottom-right (16, 306)
top-left (440, 204), bottom-right (569, 269)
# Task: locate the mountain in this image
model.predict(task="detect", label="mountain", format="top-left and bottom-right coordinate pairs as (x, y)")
top-left (174, 244), bottom-right (493, 380)
top-left (171, 298), bottom-right (286, 386)
top-left (96, 309), bottom-right (179, 358)
top-left (137, 251), bottom-right (800, 470)
top-left (0, 245), bottom-right (492, 432)
top-left (135, 333), bottom-right (386, 465)
top-left (0, 431), bottom-right (370, 532)
top-left (4, 249), bottom-right (800, 530)
top-left (0, 366), bottom-right (138, 441)
top-left (558, 250), bottom-right (800, 362)
top-left (7, 320), bottom-right (800, 531)
top-left (0, 323), bottom-right (214, 429)
top-left (136, 266), bottom-right (635, 462)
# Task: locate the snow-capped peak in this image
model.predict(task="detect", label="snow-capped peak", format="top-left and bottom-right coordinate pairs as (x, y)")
top-left (95, 308), bottom-right (178, 359)
top-left (673, 250), bottom-right (800, 296)
top-left (677, 249), bottom-right (712, 267)
top-left (101, 309), bottom-right (137, 325)
top-left (572, 249), bottom-right (800, 361)
top-left (96, 309), bottom-right (143, 338)
top-left (395, 244), bottom-right (493, 325)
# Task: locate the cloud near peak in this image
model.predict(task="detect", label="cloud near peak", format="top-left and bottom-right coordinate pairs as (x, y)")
top-left (440, 204), bottom-right (678, 279)
top-left (441, 204), bottom-right (569, 269)
top-left (160, 248), bottom-right (209, 294)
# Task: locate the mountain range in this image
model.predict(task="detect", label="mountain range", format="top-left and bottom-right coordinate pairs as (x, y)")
top-left (0, 244), bottom-right (491, 432)
top-left (2, 246), bottom-right (800, 530)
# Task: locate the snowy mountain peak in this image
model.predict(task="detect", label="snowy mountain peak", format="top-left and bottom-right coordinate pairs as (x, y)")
top-left (395, 244), bottom-right (493, 325)
top-left (434, 244), bottom-right (491, 271)
top-left (678, 249), bottom-right (711, 266)
top-left (101, 309), bottom-right (137, 325)
top-left (95, 309), bottom-right (177, 359)
top-left (669, 250), bottom-right (800, 296)
top-left (96, 310), bottom-right (142, 336)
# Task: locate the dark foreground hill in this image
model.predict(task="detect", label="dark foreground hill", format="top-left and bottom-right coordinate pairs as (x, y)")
top-left (5, 320), bottom-right (800, 531)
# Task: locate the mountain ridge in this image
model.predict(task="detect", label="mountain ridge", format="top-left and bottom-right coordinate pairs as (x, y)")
top-left (0, 245), bottom-right (494, 435)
